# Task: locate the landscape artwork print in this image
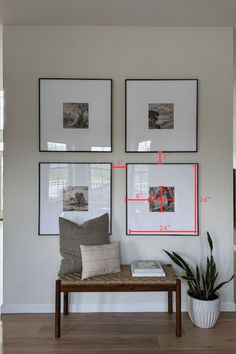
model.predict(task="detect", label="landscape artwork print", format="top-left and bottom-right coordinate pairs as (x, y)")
top-left (63, 103), bottom-right (89, 129)
top-left (149, 186), bottom-right (175, 212)
top-left (63, 186), bottom-right (88, 211)
top-left (148, 103), bottom-right (174, 129)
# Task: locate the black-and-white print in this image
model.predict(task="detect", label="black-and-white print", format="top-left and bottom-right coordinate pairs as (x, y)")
top-left (63, 103), bottom-right (89, 129)
top-left (148, 103), bottom-right (174, 129)
top-left (63, 186), bottom-right (88, 211)
top-left (149, 186), bottom-right (175, 212)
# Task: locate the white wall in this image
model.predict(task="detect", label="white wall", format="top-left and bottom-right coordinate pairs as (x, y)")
top-left (0, 25), bottom-right (3, 220)
top-left (0, 26), bottom-right (2, 90)
top-left (233, 29), bottom-right (236, 168)
top-left (3, 26), bottom-right (234, 313)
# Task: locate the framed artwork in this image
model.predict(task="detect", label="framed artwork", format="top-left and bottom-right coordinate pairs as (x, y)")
top-left (125, 79), bottom-right (198, 152)
top-left (39, 162), bottom-right (112, 235)
top-left (39, 78), bottom-right (112, 152)
top-left (126, 163), bottom-right (199, 236)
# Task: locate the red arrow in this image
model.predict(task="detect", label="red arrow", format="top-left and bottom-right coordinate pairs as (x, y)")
top-left (129, 229), bottom-right (197, 233)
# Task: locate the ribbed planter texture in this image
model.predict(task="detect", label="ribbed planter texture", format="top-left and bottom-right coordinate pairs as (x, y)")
top-left (187, 291), bottom-right (220, 328)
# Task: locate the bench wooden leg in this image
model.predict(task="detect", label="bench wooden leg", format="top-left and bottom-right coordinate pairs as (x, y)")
top-left (168, 291), bottom-right (173, 314)
top-left (55, 280), bottom-right (61, 338)
top-left (176, 279), bottom-right (181, 337)
top-left (64, 292), bottom-right (69, 315)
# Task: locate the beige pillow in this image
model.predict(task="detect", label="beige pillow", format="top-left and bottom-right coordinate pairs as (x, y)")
top-left (80, 242), bottom-right (121, 280)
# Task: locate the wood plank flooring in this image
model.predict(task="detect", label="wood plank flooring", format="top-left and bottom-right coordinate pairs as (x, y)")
top-left (1, 312), bottom-right (236, 353)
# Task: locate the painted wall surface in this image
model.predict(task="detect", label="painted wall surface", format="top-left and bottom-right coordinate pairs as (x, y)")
top-left (234, 30), bottom-right (236, 169)
top-left (0, 26), bottom-right (2, 90)
top-left (3, 26), bottom-right (234, 312)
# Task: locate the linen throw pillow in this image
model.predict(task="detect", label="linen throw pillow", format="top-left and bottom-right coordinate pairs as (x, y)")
top-left (80, 242), bottom-right (121, 280)
top-left (58, 213), bottom-right (109, 275)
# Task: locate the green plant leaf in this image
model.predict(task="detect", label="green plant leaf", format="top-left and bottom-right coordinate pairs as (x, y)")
top-left (195, 265), bottom-right (202, 297)
top-left (196, 265), bottom-right (200, 283)
top-left (202, 274), bottom-right (207, 297)
top-left (205, 257), bottom-right (210, 285)
top-left (207, 231), bottom-right (213, 253)
top-left (181, 276), bottom-right (195, 281)
top-left (213, 275), bottom-right (234, 293)
top-left (172, 252), bottom-right (194, 277)
top-left (164, 233), bottom-right (235, 300)
top-left (164, 249), bottom-right (199, 297)
top-left (163, 250), bottom-right (184, 269)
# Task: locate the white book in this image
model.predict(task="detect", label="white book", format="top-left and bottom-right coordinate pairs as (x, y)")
top-left (131, 273), bottom-right (165, 277)
top-left (131, 261), bottom-right (165, 277)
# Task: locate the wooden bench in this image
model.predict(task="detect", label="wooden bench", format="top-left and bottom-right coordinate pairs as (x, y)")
top-left (55, 264), bottom-right (181, 338)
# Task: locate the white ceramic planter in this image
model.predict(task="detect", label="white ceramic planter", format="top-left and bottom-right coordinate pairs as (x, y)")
top-left (187, 291), bottom-right (220, 328)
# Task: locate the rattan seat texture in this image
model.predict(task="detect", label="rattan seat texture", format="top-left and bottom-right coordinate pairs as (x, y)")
top-left (59, 264), bottom-right (177, 285)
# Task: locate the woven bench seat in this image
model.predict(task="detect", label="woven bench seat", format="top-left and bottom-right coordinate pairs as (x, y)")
top-left (59, 264), bottom-right (177, 285)
top-left (55, 264), bottom-right (181, 338)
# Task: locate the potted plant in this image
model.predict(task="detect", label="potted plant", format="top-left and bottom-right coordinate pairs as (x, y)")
top-left (164, 232), bottom-right (234, 328)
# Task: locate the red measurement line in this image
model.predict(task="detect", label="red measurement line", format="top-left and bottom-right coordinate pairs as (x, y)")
top-left (157, 151), bottom-right (163, 164)
top-left (160, 185), bottom-right (163, 212)
top-left (127, 197), bottom-right (175, 203)
top-left (112, 165), bottom-right (127, 169)
top-left (161, 198), bottom-right (175, 202)
top-left (193, 164), bottom-right (197, 234)
top-left (151, 197), bottom-right (176, 202)
top-left (126, 198), bottom-right (150, 202)
top-left (129, 230), bottom-right (197, 233)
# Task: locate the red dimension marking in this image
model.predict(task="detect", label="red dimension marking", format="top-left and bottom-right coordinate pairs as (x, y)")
top-left (112, 165), bottom-right (127, 169)
top-left (127, 187), bottom-right (175, 207)
top-left (160, 225), bottom-right (170, 231)
top-left (193, 164), bottom-right (197, 234)
top-left (158, 151), bottom-right (163, 164)
top-left (118, 160), bottom-right (125, 165)
top-left (129, 229), bottom-right (197, 234)
top-left (157, 151), bottom-right (168, 164)
top-left (200, 197), bottom-right (210, 203)
top-left (125, 197), bottom-right (150, 202)
top-left (160, 185), bottom-right (163, 212)
top-left (151, 197), bottom-right (176, 202)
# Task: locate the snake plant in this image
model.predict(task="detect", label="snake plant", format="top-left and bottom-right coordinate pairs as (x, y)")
top-left (164, 232), bottom-right (234, 300)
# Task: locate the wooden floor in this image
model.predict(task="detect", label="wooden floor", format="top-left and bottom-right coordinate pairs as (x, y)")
top-left (1, 312), bottom-right (236, 353)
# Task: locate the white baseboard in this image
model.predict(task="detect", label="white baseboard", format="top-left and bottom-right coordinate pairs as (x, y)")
top-left (1, 302), bottom-right (235, 314)
top-left (221, 302), bottom-right (236, 311)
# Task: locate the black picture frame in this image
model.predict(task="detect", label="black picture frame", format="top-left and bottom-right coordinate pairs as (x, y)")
top-left (126, 162), bottom-right (199, 236)
top-left (38, 162), bottom-right (112, 236)
top-left (125, 79), bottom-right (198, 153)
top-left (38, 77), bottom-right (113, 153)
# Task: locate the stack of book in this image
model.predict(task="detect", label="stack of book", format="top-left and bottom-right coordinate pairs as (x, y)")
top-left (131, 261), bottom-right (165, 277)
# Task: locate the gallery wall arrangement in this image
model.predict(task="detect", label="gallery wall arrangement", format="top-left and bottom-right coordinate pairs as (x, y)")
top-left (38, 77), bottom-right (198, 237)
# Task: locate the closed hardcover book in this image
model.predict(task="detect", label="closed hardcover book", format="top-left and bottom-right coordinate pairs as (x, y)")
top-left (131, 261), bottom-right (165, 277)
